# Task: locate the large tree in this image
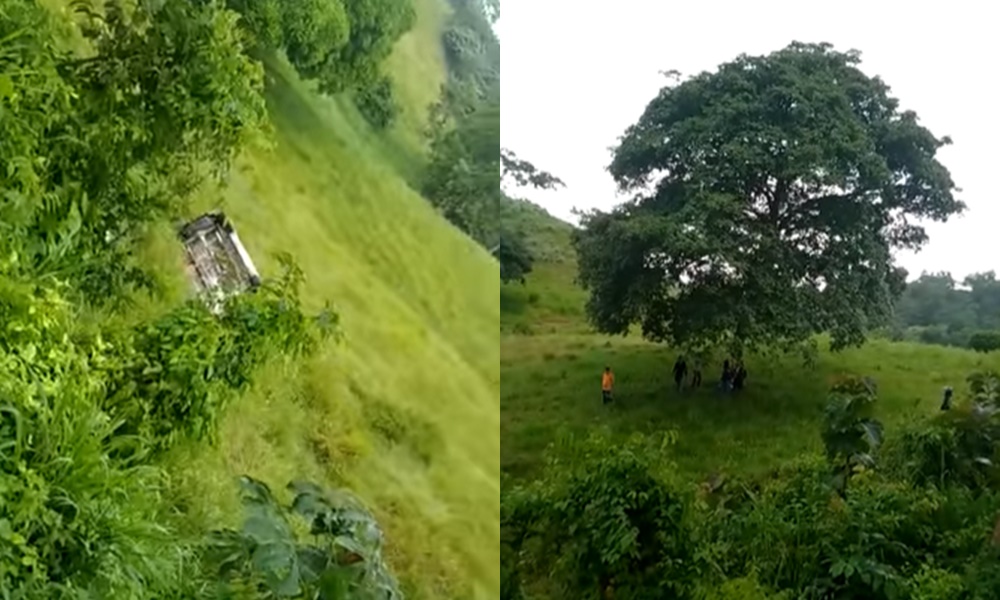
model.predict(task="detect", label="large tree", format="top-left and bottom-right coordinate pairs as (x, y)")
top-left (574, 42), bottom-right (963, 352)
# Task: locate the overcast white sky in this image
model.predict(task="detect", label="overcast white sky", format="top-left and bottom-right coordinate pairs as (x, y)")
top-left (497, 1), bottom-right (997, 280)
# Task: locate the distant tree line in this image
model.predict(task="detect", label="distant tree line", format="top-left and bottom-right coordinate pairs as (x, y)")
top-left (890, 271), bottom-right (1000, 351)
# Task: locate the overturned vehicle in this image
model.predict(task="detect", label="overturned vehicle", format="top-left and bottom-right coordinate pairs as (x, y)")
top-left (178, 211), bottom-right (260, 311)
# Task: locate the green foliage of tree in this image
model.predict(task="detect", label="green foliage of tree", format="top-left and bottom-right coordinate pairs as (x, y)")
top-left (969, 331), bottom-right (1000, 353)
top-left (205, 476), bottom-right (402, 599)
top-left (0, 0), bottom-right (265, 304)
top-left (326, 0), bottom-right (414, 93)
top-left (422, 102), bottom-right (563, 282)
top-left (575, 42), bottom-right (964, 353)
top-left (281, 0), bottom-right (350, 77)
top-left (439, 0), bottom-right (499, 102)
top-left (353, 75), bottom-right (399, 130)
top-left (227, 0), bottom-right (413, 99)
top-left (893, 271), bottom-right (1000, 349)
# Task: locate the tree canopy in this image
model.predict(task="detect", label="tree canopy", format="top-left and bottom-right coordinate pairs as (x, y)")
top-left (574, 42), bottom-right (964, 352)
top-left (224, 0), bottom-right (414, 127)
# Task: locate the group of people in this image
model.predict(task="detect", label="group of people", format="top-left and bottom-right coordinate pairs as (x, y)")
top-left (673, 356), bottom-right (747, 393)
top-left (600, 355), bottom-right (749, 404)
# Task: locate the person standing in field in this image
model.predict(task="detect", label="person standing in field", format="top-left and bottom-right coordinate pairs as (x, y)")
top-left (720, 359), bottom-right (732, 392)
top-left (733, 362), bottom-right (747, 392)
top-left (672, 355), bottom-right (688, 392)
top-left (690, 358), bottom-right (703, 389)
top-left (602, 366), bottom-right (615, 404)
top-left (941, 386), bottom-right (953, 411)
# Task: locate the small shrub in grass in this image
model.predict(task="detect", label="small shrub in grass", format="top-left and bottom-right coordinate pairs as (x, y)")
top-left (969, 331), bottom-right (1000, 353)
top-left (890, 371), bottom-right (1000, 488)
top-left (510, 322), bottom-right (533, 336)
top-left (821, 376), bottom-right (883, 494)
top-left (354, 76), bottom-right (399, 130)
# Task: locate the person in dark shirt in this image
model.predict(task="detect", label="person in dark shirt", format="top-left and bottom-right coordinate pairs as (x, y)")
top-left (672, 355), bottom-right (688, 392)
top-left (733, 363), bottom-right (748, 392)
top-left (941, 386), bottom-right (953, 411)
top-left (720, 359), bottom-right (732, 392)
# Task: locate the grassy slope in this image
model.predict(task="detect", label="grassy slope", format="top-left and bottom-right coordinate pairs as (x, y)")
top-left (122, 1), bottom-right (499, 598)
top-left (501, 206), bottom-right (1000, 483)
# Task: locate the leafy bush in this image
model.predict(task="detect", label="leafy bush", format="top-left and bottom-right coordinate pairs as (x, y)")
top-left (227, 0), bottom-right (414, 94)
top-left (98, 255), bottom-right (337, 452)
top-left (891, 371), bottom-right (1000, 488)
top-left (697, 461), bottom-right (1000, 600)
top-left (969, 331), bottom-right (1000, 353)
top-left (0, 278), bottom-right (193, 597)
top-left (821, 376), bottom-right (884, 493)
top-left (504, 432), bottom-right (691, 599)
top-left (0, 0), bottom-right (265, 305)
top-left (205, 476), bottom-right (402, 599)
top-left (499, 543), bottom-right (523, 600)
top-left (354, 76), bottom-right (399, 129)
top-left (506, 377), bottom-right (1000, 598)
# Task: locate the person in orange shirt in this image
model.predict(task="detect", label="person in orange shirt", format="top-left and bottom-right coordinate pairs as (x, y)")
top-left (601, 366), bottom-right (615, 404)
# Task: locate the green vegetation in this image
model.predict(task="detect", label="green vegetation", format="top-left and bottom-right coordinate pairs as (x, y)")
top-left (575, 42), bottom-right (961, 354)
top-left (206, 477), bottom-right (402, 598)
top-left (502, 41), bottom-right (1000, 599)
top-left (894, 271), bottom-right (1000, 350)
top-left (225, 0), bottom-right (416, 128)
top-left (2, 0), bottom-right (499, 597)
top-left (418, 0), bottom-right (562, 283)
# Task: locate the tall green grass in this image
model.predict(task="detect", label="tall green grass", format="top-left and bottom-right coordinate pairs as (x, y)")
top-left (100, 2), bottom-right (504, 597)
top-left (500, 207), bottom-right (1000, 485)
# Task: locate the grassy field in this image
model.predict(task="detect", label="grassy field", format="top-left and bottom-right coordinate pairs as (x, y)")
top-left (500, 206), bottom-right (1000, 484)
top-left (96, 1), bottom-right (502, 598)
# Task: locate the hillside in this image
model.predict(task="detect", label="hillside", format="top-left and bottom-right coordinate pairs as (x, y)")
top-left (93, 0), bottom-right (499, 597)
top-left (0, 0), bottom-right (501, 595)
top-left (500, 205), bottom-right (1000, 482)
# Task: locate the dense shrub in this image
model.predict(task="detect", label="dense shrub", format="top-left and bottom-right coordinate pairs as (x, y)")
top-left (0, 259), bottom-right (335, 596)
top-left (821, 376), bottom-right (883, 493)
top-left (227, 0), bottom-right (414, 94)
top-left (354, 75), bottom-right (399, 129)
top-left (0, 0), bottom-right (265, 305)
top-left (504, 377), bottom-right (1000, 599)
top-left (889, 371), bottom-right (1000, 488)
top-left (969, 331), bottom-right (1000, 353)
top-left (0, 1), bottom-right (401, 597)
top-left (504, 432), bottom-right (692, 599)
top-left (98, 255), bottom-right (336, 452)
